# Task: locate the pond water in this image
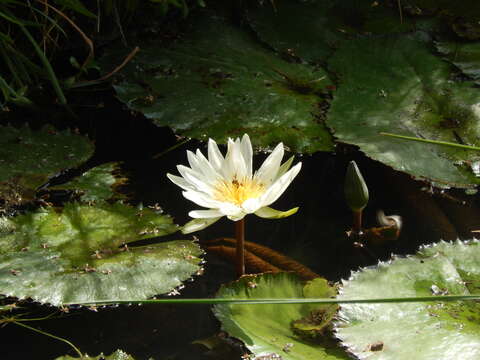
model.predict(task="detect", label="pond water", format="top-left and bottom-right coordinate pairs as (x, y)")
top-left (1, 98), bottom-right (479, 359)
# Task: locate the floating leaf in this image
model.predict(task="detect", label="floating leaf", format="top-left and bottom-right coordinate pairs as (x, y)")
top-left (0, 202), bottom-right (203, 306)
top-left (214, 272), bottom-right (349, 360)
top-left (327, 36), bottom-right (480, 188)
top-left (50, 162), bottom-right (127, 202)
top-left (104, 10), bottom-right (335, 153)
top-left (335, 240), bottom-right (480, 360)
top-left (436, 41), bottom-right (480, 84)
top-left (54, 349), bottom-right (135, 360)
top-left (0, 125), bottom-right (94, 204)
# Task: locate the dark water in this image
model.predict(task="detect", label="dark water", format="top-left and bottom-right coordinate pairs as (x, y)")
top-left (2, 95), bottom-right (478, 359)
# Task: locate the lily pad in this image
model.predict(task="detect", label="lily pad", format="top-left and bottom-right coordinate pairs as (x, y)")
top-left (0, 125), bottom-right (94, 205)
top-left (54, 349), bottom-right (135, 360)
top-left (104, 10), bottom-right (335, 153)
top-left (214, 272), bottom-right (349, 360)
top-left (50, 162), bottom-right (127, 202)
top-left (0, 202), bottom-right (203, 306)
top-left (327, 36), bottom-right (480, 188)
top-left (436, 41), bottom-right (480, 84)
top-left (335, 240), bottom-right (480, 360)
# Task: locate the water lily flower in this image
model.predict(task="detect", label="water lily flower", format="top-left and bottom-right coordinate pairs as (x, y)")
top-left (167, 134), bottom-right (302, 234)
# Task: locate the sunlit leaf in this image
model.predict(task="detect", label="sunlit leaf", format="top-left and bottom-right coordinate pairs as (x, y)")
top-left (103, 10), bottom-right (335, 153)
top-left (0, 202), bottom-right (203, 306)
top-left (214, 272), bottom-right (349, 360)
top-left (335, 240), bottom-right (480, 360)
top-left (54, 349), bottom-right (135, 360)
top-left (327, 36), bottom-right (480, 188)
top-left (50, 162), bottom-right (127, 202)
top-left (0, 125), bottom-right (94, 204)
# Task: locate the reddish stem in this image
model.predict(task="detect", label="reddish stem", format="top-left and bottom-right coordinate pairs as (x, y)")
top-left (235, 218), bottom-right (245, 277)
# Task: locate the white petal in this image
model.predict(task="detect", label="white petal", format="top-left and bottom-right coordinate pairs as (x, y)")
top-left (254, 206), bottom-right (299, 219)
top-left (189, 209), bottom-right (223, 218)
top-left (241, 134), bottom-right (253, 178)
top-left (254, 142), bottom-right (284, 186)
top-left (218, 202), bottom-right (243, 216)
top-left (228, 137), bottom-right (248, 179)
top-left (227, 212), bottom-right (247, 221)
top-left (167, 173), bottom-right (195, 191)
top-left (177, 165), bottom-right (214, 194)
top-left (183, 190), bottom-right (222, 209)
top-left (195, 149), bottom-right (222, 182)
top-left (241, 197), bottom-right (262, 214)
top-left (222, 138), bottom-right (238, 180)
top-left (259, 162), bottom-right (302, 206)
top-left (208, 138), bottom-right (224, 172)
top-left (181, 217), bottom-right (221, 234)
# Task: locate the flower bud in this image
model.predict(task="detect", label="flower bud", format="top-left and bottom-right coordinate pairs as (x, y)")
top-left (344, 161), bottom-right (369, 212)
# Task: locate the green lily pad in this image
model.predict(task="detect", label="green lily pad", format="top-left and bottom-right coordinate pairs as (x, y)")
top-left (0, 125), bottom-right (94, 205)
top-left (246, 0), bottom-right (418, 64)
top-left (214, 272), bottom-right (349, 360)
top-left (335, 240), bottom-right (480, 360)
top-left (0, 202), bottom-right (203, 306)
top-left (436, 41), bottom-right (480, 84)
top-left (50, 163), bottom-right (127, 202)
top-left (104, 10), bottom-right (334, 153)
top-left (54, 349), bottom-right (135, 360)
top-left (327, 36), bottom-right (480, 188)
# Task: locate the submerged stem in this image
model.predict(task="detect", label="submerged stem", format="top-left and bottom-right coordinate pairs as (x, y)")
top-left (235, 218), bottom-right (245, 277)
top-left (12, 320), bottom-right (83, 358)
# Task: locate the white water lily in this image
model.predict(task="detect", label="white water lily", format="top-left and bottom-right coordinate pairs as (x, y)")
top-left (167, 134), bottom-right (302, 234)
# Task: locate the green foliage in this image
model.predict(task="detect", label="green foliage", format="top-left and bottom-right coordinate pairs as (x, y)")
top-left (327, 37), bottom-right (480, 188)
top-left (54, 349), bottom-right (135, 360)
top-left (0, 125), bottom-right (94, 206)
top-left (103, 10), bottom-right (335, 153)
top-left (335, 240), bottom-right (480, 360)
top-left (436, 41), bottom-right (480, 84)
top-left (50, 162), bottom-right (127, 202)
top-left (0, 202), bottom-right (203, 305)
top-left (214, 273), bottom-right (348, 360)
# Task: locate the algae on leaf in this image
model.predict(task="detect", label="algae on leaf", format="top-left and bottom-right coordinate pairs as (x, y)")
top-left (214, 273), bottom-right (348, 360)
top-left (335, 240), bottom-right (480, 360)
top-left (54, 349), bottom-right (135, 360)
top-left (104, 10), bottom-right (335, 153)
top-left (50, 162), bottom-right (127, 202)
top-left (327, 36), bottom-right (480, 188)
top-left (0, 202), bottom-right (203, 305)
top-left (0, 125), bottom-right (94, 205)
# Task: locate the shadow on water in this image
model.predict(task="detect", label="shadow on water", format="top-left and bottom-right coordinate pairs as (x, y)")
top-left (1, 92), bottom-right (479, 359)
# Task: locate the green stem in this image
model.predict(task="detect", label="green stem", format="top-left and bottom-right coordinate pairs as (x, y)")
top-left (12, 320), bottom-right (83, 358)
top-left (352, 210), bottom-right (362, 235)
top-left (68, 294), bottom-right (480, 307)
top-left (380, 132), bottom-right (480, 151)
top-left (235, 218), bottom-right (245, 277)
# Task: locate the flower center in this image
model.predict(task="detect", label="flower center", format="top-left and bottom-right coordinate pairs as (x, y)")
top-left (213, 177), bottom-right (265, 205)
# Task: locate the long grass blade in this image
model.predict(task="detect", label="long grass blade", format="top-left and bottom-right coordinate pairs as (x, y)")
top-left (380, 132), bottom-right (480, 151)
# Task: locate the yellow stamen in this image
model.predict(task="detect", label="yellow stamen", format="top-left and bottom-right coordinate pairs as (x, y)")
top-left (214, 177), bottom-right (264, 205)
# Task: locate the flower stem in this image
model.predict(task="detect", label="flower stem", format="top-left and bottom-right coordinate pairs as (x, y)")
top-left (235, 218), bottom-right (245, 277)
top-left (352, 210), bottom-right (363, 235)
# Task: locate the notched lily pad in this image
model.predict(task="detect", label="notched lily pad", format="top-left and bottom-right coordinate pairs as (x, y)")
top-left (50, 162), bottom-right (127, 202)
top-left (103, 10), bottom-right (335, 153)
top-left (327, 36), bottom-right (480, 188)
top-left (0, 202), bottom-right (203, 305)
top-left (214, 272), bottom-right (348, 360)
top-left (54, 349), bottom-right (135, 360)
top-left (0, 125), bottom-right (94, 205)
top-left (335, 240), bottom-right (480, 360)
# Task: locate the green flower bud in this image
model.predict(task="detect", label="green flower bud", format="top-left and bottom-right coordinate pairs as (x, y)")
top-left (344, 161), bottom-right (369, 212)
